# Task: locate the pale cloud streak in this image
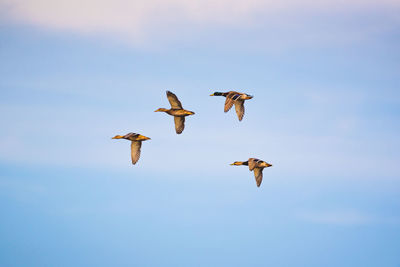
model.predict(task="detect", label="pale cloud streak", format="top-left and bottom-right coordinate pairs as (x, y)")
top-left (1, 0), bottom-right (399, 46)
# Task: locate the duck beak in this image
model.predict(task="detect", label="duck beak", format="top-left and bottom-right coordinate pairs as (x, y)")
top-left (210, 93), bottom-right (215, 96)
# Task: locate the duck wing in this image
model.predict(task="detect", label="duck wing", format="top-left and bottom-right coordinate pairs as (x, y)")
top-left (224, 97), bottom-right (234, 112)
top-left (234, 100), bottom-right (245, 121)
top-left (224, 91), bottom-right (241, 113)
top-left (253, 168), bottom-right (263, 187)
top-left (166, 91), bottom-right (183, 109)
top-left (174, 116), bottom-right (185, 134)
top-left (130, 141), bottom-right (142, 165)
top-left (124, 132), bottom-right (138, 140)
top-left (248, 158), bottom-right (257, 171)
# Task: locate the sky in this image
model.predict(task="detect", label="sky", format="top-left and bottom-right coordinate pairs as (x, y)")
top-left (0, 0), bottom-right (400, 266)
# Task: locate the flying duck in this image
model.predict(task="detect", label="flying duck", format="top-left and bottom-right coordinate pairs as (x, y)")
top-left (210, 91), bottom-right (253, 121)
top-left (155, 91), bottom-right (195, 134)
top-left (230, 158), bottom-right (272, 187)
top-left (112, 133), bottom-right (150, 165)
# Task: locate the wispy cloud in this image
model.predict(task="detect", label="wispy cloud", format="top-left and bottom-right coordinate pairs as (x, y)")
top-left (1, 0), bottom-right (399, 46)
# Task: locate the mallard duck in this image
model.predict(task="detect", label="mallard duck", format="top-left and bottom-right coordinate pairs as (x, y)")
top-left (210, 91), bottom-right (253, 121)
top-left (230, 158), bottom-right (272, 187)
top-left (112, 133), bottom-right (151, 164)
top-left (155, 91), bottom-right (195, 134)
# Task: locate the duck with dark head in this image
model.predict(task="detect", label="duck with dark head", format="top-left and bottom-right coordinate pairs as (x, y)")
top-left (231, 158), bottom-right (272, 187)
top-left (210, 91), bottom-right (253, 121)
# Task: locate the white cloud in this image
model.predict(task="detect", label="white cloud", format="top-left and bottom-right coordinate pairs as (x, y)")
top-left (1, 0), bottom-right (399, 46)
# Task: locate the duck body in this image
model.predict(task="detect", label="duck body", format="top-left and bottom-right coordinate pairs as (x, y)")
top-left (156, 108), bottom-right (195, 117)
top-left (155, 91), bottom-right (195, 134)
top-left (230, 158), bottom-right (272, 187)
top-left (210, 91), bottom-right (253, 121)
top-left (211, 91), bottom-right (253, 101)
top-left (112, 133), bottom-right (151, 165)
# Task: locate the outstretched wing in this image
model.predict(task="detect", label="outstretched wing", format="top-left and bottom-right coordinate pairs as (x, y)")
top-left (253, 168), bottom-right (263, 187)
top-left (166, 91), bottom-right (183, 109)
top-left (234, 100), bottom-right (245, 121)
top-left (224, 97), bottom-right (234, 112)
top-left (248, 158), bottom-right (257, 171)
top-left (130, 141), bottom-right (142, 165)
top-left (124, 132), bottom-right (138, 139)
top-left (224, 92), bottom-right (241, 113)
top-left (174, 116), bottom-right (185, 134)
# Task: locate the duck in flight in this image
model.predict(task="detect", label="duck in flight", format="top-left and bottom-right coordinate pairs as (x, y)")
top-left (230, 158), bottom-right (272, 187)
top-left (155, 91), bottom-right (195, 134)
top-left (112, 133), bottom-right (151, 165)
top-left (210, 91), bottom-right (253, 121)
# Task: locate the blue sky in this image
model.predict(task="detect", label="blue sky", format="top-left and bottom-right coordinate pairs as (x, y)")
top-left (0, 0), bottom-right (400, 266)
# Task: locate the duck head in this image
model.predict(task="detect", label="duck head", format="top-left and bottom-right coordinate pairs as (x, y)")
top-left (230, 161), bottom-right (249, 166)
top-left (210, 92), bottom-right (224, 96)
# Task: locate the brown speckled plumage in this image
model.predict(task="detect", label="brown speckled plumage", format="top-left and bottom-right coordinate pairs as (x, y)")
top-left (231, 158), bottom-right (272, 187)
top-left (112, 133), bottom-right (151, 165)
top-left (155, 91), bottom-right (195, 134)
top-left (211, 91), bottom-right (253, 121)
